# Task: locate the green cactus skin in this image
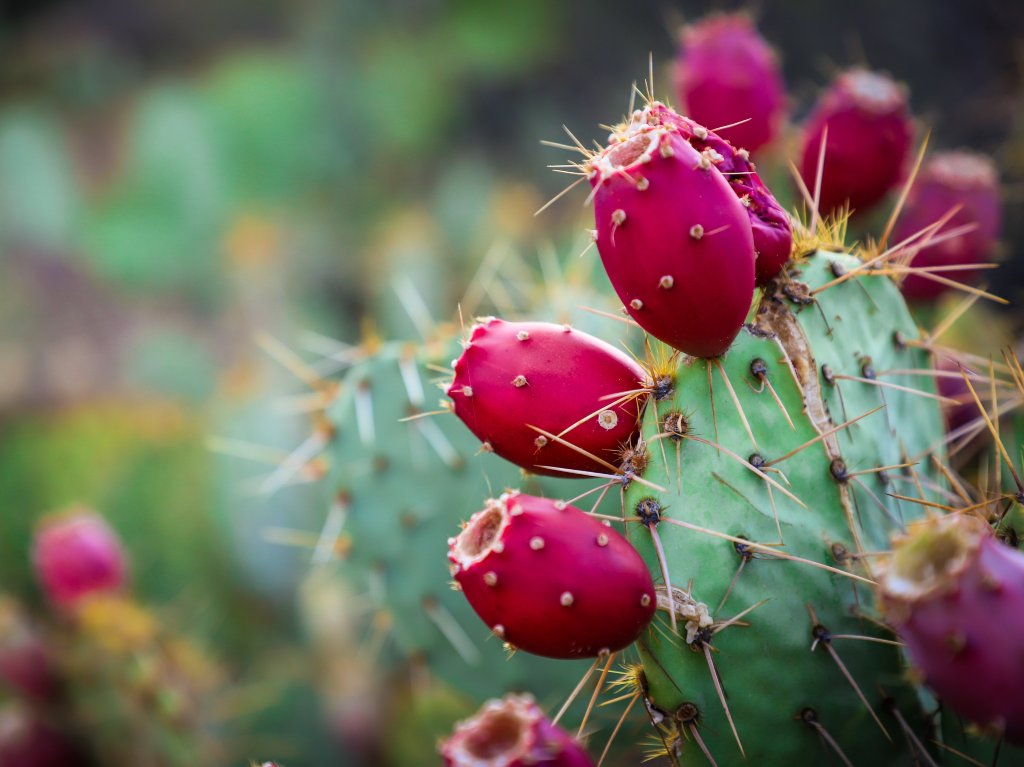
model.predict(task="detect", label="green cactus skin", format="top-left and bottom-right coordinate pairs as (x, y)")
top-left (619, 249), bottom-right (948, 764)
top-left (318, 337), bottom-right (597, 703)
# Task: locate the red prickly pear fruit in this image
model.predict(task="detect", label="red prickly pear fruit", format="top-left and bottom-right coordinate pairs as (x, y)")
top-left (895, 151), bottom-right (1001, 301)
top-left (440, 693), bottom-right (595, 767)
top-left (0, 599), bottom-right (58, 703)
top-left (651, 105), bottom-right (792, 283)
top-left (798, 69), bottom-right (914, 215)
top-left (673, 13), bottom-right (786, 153)
top-left (589, 105), bottom-right (756, 357)
top-left (878, 514), bottom-right (1024, 742)
top-left (0, 706), bottom-right (83, 767)
top-left (32, 508), bottom-right (127, 609)
top-left (447, 318), bottom-right (647, 476)
top-left (449, 492), bottom-right (656, 659)
top-left (641, 104), bottom-right (791, 283)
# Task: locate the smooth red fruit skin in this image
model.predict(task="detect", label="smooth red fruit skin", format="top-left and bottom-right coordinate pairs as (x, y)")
top-left (896, 151), bottom-right (1001, 301)
top-left (447, 318), bottom-right (646, 477)
top-left (879, 516), bottom-right (1024, 742)
top-left (798, 69), bottom-right (914, 215)
top-left (648, 104), bottom-right (792, 283)
top-left (674, 13), bottom-right (786, 153)
top-left (441, 694), bottom-right (594, 767)
top-left (449, 492), bottom-right (656, 659)
top-left (590, 110), bottom-right (756, 357)
top-left (32, 510), bottom-right (126, 609)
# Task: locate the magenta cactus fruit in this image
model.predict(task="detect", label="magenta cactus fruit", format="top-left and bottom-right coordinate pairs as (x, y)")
top-left (0, 599), bottom-right (57, 703)
top-left (896, 151), bottom-right (1001, 300)
top-left (878, 514), bottom-right (1024, 742)
top-left (440, 693), bottom-right (594, 767)
top-left (0, 706), bottom-right (82, 767)
top-left (447, 318), bottom-right (646, 476)
top-left (642, 104), bottom-right (792, 283)
top-left (798, 69), bottom-right (914, 214)
top-left (32, 508), bottom-right (127, 609)
top-left (589, 105), bottom-right (756, 357)
top-left (673, 13), bottom-right (786, 153)
top-left (449, 492), bottom-right (656, 659)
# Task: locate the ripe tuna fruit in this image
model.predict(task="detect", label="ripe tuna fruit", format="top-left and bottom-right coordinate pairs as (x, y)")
top-left (673, 13), bottom-right (786, 153)
top-left (449, 492), bottom-right (656, 659)
top-left (878, 514), bottom-right (1024, 742)
top-left (441, 694), bottom-right (594, 767)
top-left (32, 509), bottom-right (127, 609)
top-left (798, 69), bottom-right (914, 214)
top-left (447, 318), bottom-right (646, 476)
top-left (639, 104), bottom-right (792, 283)
top-left (896, 151), bottom-right (1001, 300)
top-left (589, 105), bottom-right (756, 357)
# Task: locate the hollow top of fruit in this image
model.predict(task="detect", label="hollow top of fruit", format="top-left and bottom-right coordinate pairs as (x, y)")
top-left (589, 121), bottom-right (669, 181)
top-left (450, 495), bottom-right (512, 568)
top-left (925, 150), bottom-right (998, 191)
top-left (881, 514), bottom-right (988, 600)
top-left (835, 69), bottom-right (906, 114)
top-left (443, 694), bottom-right (540, 766)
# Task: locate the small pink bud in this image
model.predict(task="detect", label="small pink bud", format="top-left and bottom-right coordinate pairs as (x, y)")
top-left (32, 509), bottom-right (127, 609)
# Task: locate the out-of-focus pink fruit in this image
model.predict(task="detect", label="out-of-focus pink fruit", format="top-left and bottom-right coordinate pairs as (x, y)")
top-left (0, 598), bottom-right (58, 703)
top-left (674, 13), bottom-right (786, 153)
top-left (798, 69), bottom-right (914, 215)
top-left (0, 706), bottom-right (83, 767)
top-left (879, 514), bottom-right (1024, 742)
top-left (441, 694), bottom-right (594, 767)
top-left (896, 151), bottom-right (1001, 300)
top-left (32, 509), bottom-right (127, 609)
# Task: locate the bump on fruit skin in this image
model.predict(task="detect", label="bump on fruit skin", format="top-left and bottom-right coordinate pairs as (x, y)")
top-left (879, 514), bottom-right (1024, 742)
top-left (440, 693), bottom-right (595, 767)
top-left (447, 318), bottom-right (647, 476)
top-left (674, 13), bottom-right (786, 153)
top-left (590, 106), bottom-right (756, 357)
top-left (31, 509), bottom-right (127, 609)
top-left (798, 69), bottom-right (914, 214)
top-left (895, 151), bottom-right (1001, 300)
top-left (449, 492), bottom-right (656, 659)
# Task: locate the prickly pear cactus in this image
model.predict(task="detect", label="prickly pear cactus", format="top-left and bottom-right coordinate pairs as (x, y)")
top-left (316, 336), bottom-right (595, 701)
top-left (624, 247), bottom-right (946, 764)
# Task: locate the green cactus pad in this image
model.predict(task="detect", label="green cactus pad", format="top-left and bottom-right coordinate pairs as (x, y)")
top-left (622, 249), bottom-right (947, 764)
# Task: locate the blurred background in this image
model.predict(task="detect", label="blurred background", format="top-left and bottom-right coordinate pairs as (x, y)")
top-left (1, 0), bottom-right (1023, 765)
